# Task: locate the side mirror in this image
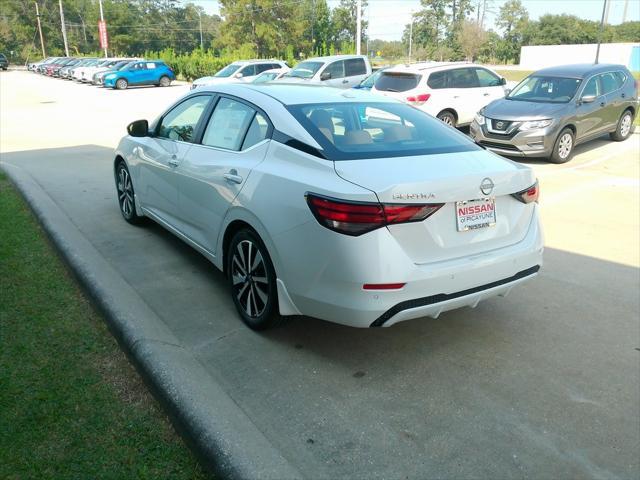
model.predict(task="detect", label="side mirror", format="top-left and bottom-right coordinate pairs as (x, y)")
top-left (127, 119), bottom-right (149, 137)
top-left (500, 77), bottom-right (507, 86)
top-left (233, 72), bottom-right (243, 79)
top-left (320, 71), bottom-right (331, 81)
top-left (580, 94), bottom-right (597, 104)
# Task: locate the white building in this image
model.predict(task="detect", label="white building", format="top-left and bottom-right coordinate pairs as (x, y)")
top-left (520, 43), bottom-right (640, 71)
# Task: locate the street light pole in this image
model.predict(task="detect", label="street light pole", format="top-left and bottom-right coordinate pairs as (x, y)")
top-left (197, 10), bottom-right (203, 50)
top-left (356, 0), bottom-right (361, 55)
top-left (595, 0), bottom-right (608, 64)
top-left (58, 0), bottom-right (69, 56)
top-left (98, 0), bottom-right (108, 57)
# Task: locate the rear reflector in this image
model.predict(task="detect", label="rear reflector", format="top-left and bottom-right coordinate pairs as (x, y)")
top-left (511, 180), bottom-right (539, 204)
top-left (406, 93), bottom-right (431, 105)
top-left (306, 193), bottom-right (444, 236)
top-left (363, 283), bottom-right (406, 290)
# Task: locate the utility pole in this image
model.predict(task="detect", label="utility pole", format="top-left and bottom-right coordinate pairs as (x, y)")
top-left (197, 10), bottom-right (203, 49)
top-left (58, 0), bottom-right (69, 56)
top-left (35, 2), bottom-right (46, 57)
top-left (408, 13), bottom-right (413, 60)
top-left (595, 0), bottom-right (608, 64)
top-left (356, 0), bottom-right (362, 55)
top-left (98, 0), bottom-right (108, 57)
top-left (604, 0), bottom-right (611, 24)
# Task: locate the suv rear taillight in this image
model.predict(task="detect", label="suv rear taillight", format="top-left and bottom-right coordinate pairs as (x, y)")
top-left (406, 93), bottom-right (430, 106)
top-left (306, 193), bottom-right (444, 236)
top-left (511, 180), bottom-right (539, 204)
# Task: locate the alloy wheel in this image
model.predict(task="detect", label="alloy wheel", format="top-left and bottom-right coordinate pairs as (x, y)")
top-left (439, 114), bottom-right (454, 126)
top-left (117, 166), bottom-right (134, 218)
top-left (620, 114), bottom-right (632, 138)
top-left (558, 133), bottom-right (573, 159)
top-left (230, 240), bottom-right (270, 318)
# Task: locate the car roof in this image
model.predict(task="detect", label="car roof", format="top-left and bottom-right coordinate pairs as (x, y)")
top-left (532, 63), bottom-right (627, 78)
top-left (384, 61), bottom-right (479, 74)
top-left (232, 59), bottom-right (284, 65)
top-left (300, 55), bottom-right (367, 62)
top-left (197, 83), bottom-right (397, 105)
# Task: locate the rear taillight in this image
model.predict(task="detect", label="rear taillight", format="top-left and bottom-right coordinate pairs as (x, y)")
top-left (306, 193), bottom-right (444, 236)
top-left (511, 180), bottom-right (539, 204)
top-left (406, 93), bottom-right (430, 106)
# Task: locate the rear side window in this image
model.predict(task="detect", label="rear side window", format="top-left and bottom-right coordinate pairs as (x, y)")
top-left (599, 72), bottom-right (622, 93)
top-left (202, 98), bottom-right (256, 151)
top-left (287, 101), bottom-right (480, 160)
top-left (145, 62), bottom-right (156, 69)
top-left (427, 71), bottom-right (447, 89)
top-left (375, 72), bottom-right (421, 92)
top-left (242, 113), bottom-right (270, 150)
top-left (240, 64), bottom-right (256, 76)
top-left (448, 68), bottom-right (479, 88)
top-left (614, 71), bottom-right (628, 86)
top-left (157, 95), bottom-right (210, 143)
top-left (255, 63), bottom-right (273, 74)
top-left (345, 58), bottom-right (367, 77)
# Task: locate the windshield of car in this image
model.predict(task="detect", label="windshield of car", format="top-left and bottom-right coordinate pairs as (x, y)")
top-left (507, 75), bottom-right (582, 103)
top-left (287, 102), bottom-right (480, 160)
top-left (117, 61), bottom-right (135, 70)
top-left (285, 61), bottom-right (324, 79)
top-left (215, 64), bottom-right (242, 78)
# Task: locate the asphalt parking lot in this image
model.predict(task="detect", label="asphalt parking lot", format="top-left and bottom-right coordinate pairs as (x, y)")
top-left (2, 70), bottom-right (639, 479)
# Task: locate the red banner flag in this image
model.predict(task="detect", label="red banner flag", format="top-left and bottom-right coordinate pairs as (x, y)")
top-left (98, 20), bottom-right (108, 49)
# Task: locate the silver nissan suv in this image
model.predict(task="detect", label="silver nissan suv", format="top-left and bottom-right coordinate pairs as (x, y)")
top-left (470, 64), bottom-right (638, 163)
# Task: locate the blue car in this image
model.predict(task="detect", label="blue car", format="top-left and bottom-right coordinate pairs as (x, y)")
top-left (352, 66), bottom-right (389, 90)
top-left (103, 60), bottom-right (175, 90)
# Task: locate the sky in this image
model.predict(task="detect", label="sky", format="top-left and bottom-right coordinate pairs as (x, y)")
top-left (187, 0), bottom-right (640, 41)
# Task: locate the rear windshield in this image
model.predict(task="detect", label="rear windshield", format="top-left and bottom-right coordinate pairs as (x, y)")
top-left (287, 102), bottom-right (480, 161)
top-left (375, 72), bottom-right (421, 92)
top-left (508, 75), bottom-right (582, 103)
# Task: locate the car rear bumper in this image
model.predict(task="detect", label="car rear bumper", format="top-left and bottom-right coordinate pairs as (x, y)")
top-left (279, 206), bottom-right (544, 328)
top-left (470, 121), bottom-right (558, 158)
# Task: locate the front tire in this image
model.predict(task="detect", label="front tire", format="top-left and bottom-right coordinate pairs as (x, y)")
top-left (550, 128), bottom-right (575, 164)
top-left (115, 161), bottom-right (144, 225)
top-left (227, 229), bottom-right (282, 330)
top-left (437, 110), bottom-right (456, 128)
top-left (610, 110), bottom-right (634, 141)
top-left (115, 78), bottom-right (128, 90)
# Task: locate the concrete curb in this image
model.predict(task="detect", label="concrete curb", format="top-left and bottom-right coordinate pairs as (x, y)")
top-left (1, 162), bottom-right (302, 480)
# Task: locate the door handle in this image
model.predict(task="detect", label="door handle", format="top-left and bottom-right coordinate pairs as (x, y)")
top-left (224, 169), bottom-right (243, 184)
top-left (453, 95), bottom-right (460, 99)
top-left (483, 93), bottom-right (490, 96)
top-left (168, 154), bottom-right (179, 167)
top-left (600, 102), bottom-right (606, 107)
top-left (342, 79), bottom-right (349, 84)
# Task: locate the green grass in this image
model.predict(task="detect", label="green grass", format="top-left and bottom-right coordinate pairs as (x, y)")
top-left (495, 70), bottom-right (534, 82)
top-left (0, 172), bottom-right (208, 479)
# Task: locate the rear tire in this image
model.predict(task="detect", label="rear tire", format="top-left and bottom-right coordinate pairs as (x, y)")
top-left (115, 78), bottom-right (128, 90)
top-left (227, 229), bottom-right (283, 330)
top-left (437, 110), bottom-right (456, 128)
top-left (610, 110), bottom-right (634, 141)
top-left (159, 75), bottom-right (171, 87)
top-left (549, 128), bottom-right (575, 164)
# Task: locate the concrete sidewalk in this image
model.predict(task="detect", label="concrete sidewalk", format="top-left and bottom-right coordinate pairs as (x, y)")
top-left (2, 145), bottom-right (639, 479)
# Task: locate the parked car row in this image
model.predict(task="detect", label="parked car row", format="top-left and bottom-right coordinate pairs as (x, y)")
top-left (28, 56), bottom-right (176, 90)
top-left (0, 53), bottom-right (8, 70)
top-left (191, 56), bottom-right (638, 164)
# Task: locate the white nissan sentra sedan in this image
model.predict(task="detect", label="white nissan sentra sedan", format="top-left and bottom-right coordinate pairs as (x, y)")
top-left (114, 84), bottom-right (543, 330)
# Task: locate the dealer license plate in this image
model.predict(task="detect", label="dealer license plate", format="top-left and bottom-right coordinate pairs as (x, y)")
top-left (456, 198), bottom-right (496, 231)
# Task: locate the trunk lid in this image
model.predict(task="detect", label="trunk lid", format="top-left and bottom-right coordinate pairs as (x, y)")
top-left (334, 150), bottom-right (537, 264)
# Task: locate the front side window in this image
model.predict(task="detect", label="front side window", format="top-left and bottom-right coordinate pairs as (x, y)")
top-left (475, 68), bottom-right (502, 87)
top-left (582, 76), bottom-right (600, 97)
top-left (286, 61), bottom-right (324, 79)
top-left (202, 98), bottom-right (256, 151)
top-left (599, 72), bottom-right (622, 94)
top-left (324, 60), bottom-right (345, 80)
top-left (345, 58), bottom-right (367, 77)
top-left (157, 96), bottom-right (210, 143)
top-left (508, 76), bottom-right (582, 103)
top-left (239, 64), bottom-right (256, 77)
top-left (288, 102), bottom-right (480, 160)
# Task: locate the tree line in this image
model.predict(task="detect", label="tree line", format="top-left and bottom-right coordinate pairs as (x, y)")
top-left (0, 0), bottom-right (638, 66)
